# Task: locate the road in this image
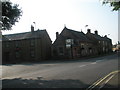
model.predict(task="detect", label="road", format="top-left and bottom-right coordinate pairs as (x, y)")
top-left (1, 53), bottom-right (119, 88)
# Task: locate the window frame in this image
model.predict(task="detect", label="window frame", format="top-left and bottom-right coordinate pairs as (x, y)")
top-left (58, 46), bottom-right (64, 55)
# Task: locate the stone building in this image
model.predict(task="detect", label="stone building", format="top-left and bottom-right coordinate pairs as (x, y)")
top-left (86, 29), bottom-right (112, 55)
top-left (2, 26), bottom-right (52, 64)
top-left (52, 27), bottom-right (112, 59)
top-left (2, 25), bottom-right (113, 63)
top-left (52, 26), bottom-right (95, 59)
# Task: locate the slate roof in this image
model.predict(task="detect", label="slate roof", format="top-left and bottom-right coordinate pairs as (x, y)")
top-left (103, 36), bottom-right (111, 41)
top-left (63, 27), bottom-right (92, 42)
top-left (3, 29), bottom-right (48, 41)
top-left (87, 33), bottom-right (111, 41)
top-left (53, 27), bottom-right (93, 46)
top-left (91, 33), bottom-right (104, 40)
top-left (2, 35), bottom-right (9, 41)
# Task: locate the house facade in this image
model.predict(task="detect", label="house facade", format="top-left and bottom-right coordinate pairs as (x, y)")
top-left (52, 27), bottom-right (96, 59)
top-left (2, 26), bottom-right (113, 63)
top-left (2, 26), bottom-right (52, 64)
top-left (86, 29), bottom-right (112, 55)
top-left (52, 27), bottom-right (112, 59)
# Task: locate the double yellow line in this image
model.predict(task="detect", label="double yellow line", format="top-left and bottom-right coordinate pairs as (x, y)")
top-left (86, 70), bottom-right (120, 90)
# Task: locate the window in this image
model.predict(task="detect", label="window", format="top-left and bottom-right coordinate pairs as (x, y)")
top-left (6, 42), bottom-right (9, 47)
top-left (103, 47), bottom-right (105, 52)
top-left (105, 41), bottom-right (107, 46)
top-left (30, 50), bottom-right (35, 57)
top-left (66, 39), bottom-right (71, 45)
top-left (58, 47), bottom-right (64, 55)
top-left (81, 43), bottom-right (84, 49)
top-left (89, 48), bottom-right (92, 53)
top-left (15, 51), bottom-right (20, 58)
top-left (66, 44), bottom-right (71, 48)
top-left (74, 40), bottom-right (79, 45)
top-left (77, 47), bottom-right (81, 54)
top-left (15, 41), bottom-right (19, 47)
top-left (30, 39), bottom-right (35, 46)
top-left (15, 43), bottom-right (18, 47)
top-left (103, 41), bottom-right (104, 45)
top-left (66, 39), bottom-right (74, 45)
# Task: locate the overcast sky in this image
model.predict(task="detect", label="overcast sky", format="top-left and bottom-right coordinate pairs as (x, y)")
top-left (2, 0), bottom-right (118, 44)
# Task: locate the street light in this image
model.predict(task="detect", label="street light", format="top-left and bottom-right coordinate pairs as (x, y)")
top-left (33, 22), bottom-right (36, 30)
top-left (85, 25), bottom-right (88, 32)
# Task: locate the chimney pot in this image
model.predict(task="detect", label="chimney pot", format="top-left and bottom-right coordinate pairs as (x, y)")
top-left (31, 25), bottom-right (34, 32)
top-left (104, 35), bottom-right (107, 37)
top-left (87, 29), bottom-right (91, 33)
top-left (95, 30), bottom-right (98, 35)
top-left (56, 32), bottom-right (59, 38)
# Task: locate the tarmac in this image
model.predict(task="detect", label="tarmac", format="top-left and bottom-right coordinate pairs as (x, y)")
top-left (101, 71), bottom-right (119, 88)
top-left (86, 70), bottom-right (120, 90)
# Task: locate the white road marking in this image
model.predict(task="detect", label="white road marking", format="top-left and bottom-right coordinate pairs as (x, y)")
top-left (91, 60), bottom-right (104, 65)
top-left (79, 65), bottom-right (86, 67)
top-left (91, 62), bottom-right (97, 64)
top-left (96, 60), bottom-right (104, 63)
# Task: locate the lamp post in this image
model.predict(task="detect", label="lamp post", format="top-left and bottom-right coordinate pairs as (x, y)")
top-left (33, 22), bottom-right (36, 30)
top-left (85, 25), bottom-right (88, 32)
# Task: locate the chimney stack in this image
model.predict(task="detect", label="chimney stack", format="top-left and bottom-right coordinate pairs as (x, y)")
top-left (104, 35), bottom-right (107, 37)
top-left (95, 30), bottom-right (98, 35)
top-left (87, 29), bottom-right (91, 33)
top-left (56, 32), bottom-right (59, 38)
top-left (31, 25), bottom-right (34, 32)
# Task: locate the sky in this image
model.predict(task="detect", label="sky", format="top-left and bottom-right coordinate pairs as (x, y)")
top-left (2, 0), bottom-right (118, 44)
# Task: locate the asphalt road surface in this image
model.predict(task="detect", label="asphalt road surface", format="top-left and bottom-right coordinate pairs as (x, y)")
top-left (1, 53), bottom-right (119, 88)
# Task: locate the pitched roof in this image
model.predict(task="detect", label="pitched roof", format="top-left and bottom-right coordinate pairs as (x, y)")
top-left (2, 35), bottom-right (9, 41)
top-left (62, 27), bottom-right (91, 42)
top-left (102, 36), bottom-right (112, 42)
top-left (91, 33), bottom-right (104, 40)
top-left (3, 30), bottom-right (48, 41)
top-left (87, 32), bottom-right (111, 41)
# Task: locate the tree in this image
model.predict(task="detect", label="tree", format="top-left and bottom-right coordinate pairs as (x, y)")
top-left (1, 0), bottom-right (22, 30)
top-left (102, 0), bottom-right (120, 11)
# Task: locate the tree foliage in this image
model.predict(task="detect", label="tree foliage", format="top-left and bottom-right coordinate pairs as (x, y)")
top-left (102, 0), bottom-right (120, 11)
top-left (1, 0), bottom-right (22, 30)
